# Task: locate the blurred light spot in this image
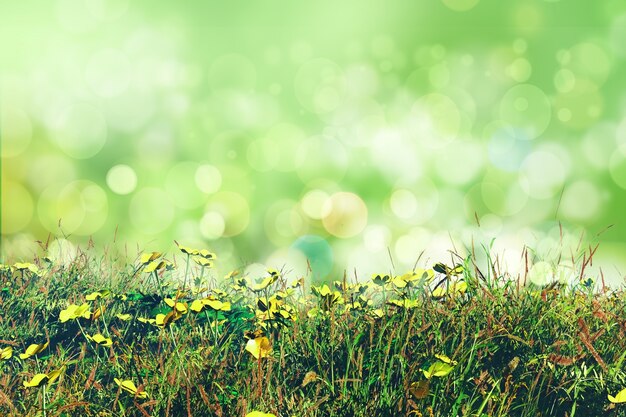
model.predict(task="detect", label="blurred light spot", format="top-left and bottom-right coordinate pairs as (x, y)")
top-left (560, 180), bottom-right (601, 222)
top-left (244, 263), bottom-right (269, 281)
top-left (395, 177), bottom-right (439, 225)
top-left (519, 150), bottom-right (567, 199)
top-left (265, 248), bottom-right (309, 279)
top-left (481, 181), bottom-right (528, 217)
top-left (499, 84), bottom-right (551, 139)
top-left (322, 192), bottom-right (368, 238)
top-left (412, 93), bottom-right (461, 148)
top-left (344, 64), bottom-right (379, 98)
top-left (527, 261), bottom-right (552, 286)
top-left (582, 122), bottom-right (616, 169)
top-left (57, 0), bottom-right (100, 32)
top-left (610, 14), bottom-right (626, 57)
top-left (165, 161), bottom-right (208, 209)
top-left (1, 181), bottom-right (34, 233)
top-left (208, 54), bottom-right (257, 92)
top-left (1, 108), bottom-right (32, 158)
top-left (479, 213), bottom-right (502, 235)
top-left (129, 187), bottom-right (175, 234)
top-left (435, 140), bottom-right (485, 185)
top-left (554, 68), bottom-right (576, 93)
top-left (566, 42), bottom-right (611, 86)
top-left (26, 155), bottom-right (76, 193)
top-left (205, 191), bottom-right (250, 237)
top-left (85, 49), bottom-right (131, 97)
top-left (390, 189), bottom-right (417, 220)
top-left (289, 41), bottom-right (313, 63)
top-left (553, 80), bottom-right (603, 129)
top-left (292, 235), bottom-right (334, 279)
top-left (507, 58), bottom-right (532, 82)
top-left (557, 108), bottom-right (572, 122)
top-left (301, 189), bottom-right (330, 220)
top-left (609, 150), bottom-right (626, 189)
top-left (395, 231), bottom-right (427, 265)
top-left (294, 58), bottom-right (345, 113)
top-left (85, 0), bottom-right (129, 20)
top-left (199, 211), bottom-right (225, 240)
top-left (370, 128), bottom-right (422, 184)
top-left (195, 164), bottom-right (222, 194)
top-left (49, 103), bottom-right (107, 159)
top-left (106, 164), bottom-right (137, 195)
top-left (262, 123), bottom-right (306, 172)
top-left (137, 123), bottom-right (175, 164)
top-left (428, 62), bottom-right (450, 88)
top-left (247, 137), bottom-right (279, 172)
top-left (485, 122), bottom-right (531, 172)
top-left (103, 87), bottom-right (156, 133)
top-left (296, 135), bottom-right (348, 183)
top-left (363, 225), bottom-right (392, 253)
top-left (72, 181), bottom-right (108, 235)
top-left (512, 38), bottom-right (528, 54)
top-left (46, 239), bottom-right (79, 266)
top-left (442, 0), bottom-right (480, 11)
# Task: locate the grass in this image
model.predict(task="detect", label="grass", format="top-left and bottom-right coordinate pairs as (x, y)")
top-left (1, 239), bottom-right (626, 417)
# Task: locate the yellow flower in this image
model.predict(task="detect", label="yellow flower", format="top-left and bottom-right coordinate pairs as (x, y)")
top-left (192, 256), bottom-right (213, 267)
top-left (164, 298), bottom-right (189, 314)
top-left (116, 313), bottom-right (132, 321)
top-left (245, 337), bottom-right (272, 359)
top-left (609, 387), bottom-right (626, 403)
top-left (144, 260), bottom-right (166, 273)
top-left (1, 346), bottom-right (13, 360)
top-left (86, 290), bottom-right (111, 301)
top-left (59, 303), bottom-right (92, 322)
top-left (139, 252), bottom-right (161, 265)
top-left (13, 262), bottom-right (40, 275)
top-left (372, 274), bottom-right (391, 286)
top-left (23, 368), bottom-right (63, 388)
top-left (431, 281), bottom-right (467, 299)
top-left (245, 412), bottom-right (276, 417)
top-left (114, 378), bottom-right (149, 399)
top-left (20, 342), bottom-right (49, 359)
top-left (249, 270), bottom-right (280, 292)
top-left (175, 241), bottom-right (199, 255)
top-left (198, 249), bottom-right (216, 259)
top-left (86, 333), bottom-right (113, 347)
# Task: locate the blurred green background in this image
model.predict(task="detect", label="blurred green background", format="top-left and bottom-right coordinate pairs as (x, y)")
top-left (2, 0), bottom-right (626, 285)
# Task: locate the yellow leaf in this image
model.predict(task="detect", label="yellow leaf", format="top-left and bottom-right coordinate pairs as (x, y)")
top-left (23, 373), bottom-right (49, 388)
top-left (190, 299), bottom-right (205, 313)
top-left (114, 378), bottom-right (149, 399)
top-left (245, 337), bottom-right (272, 359)
top-left (20, 342), bottom-right (49, 359)
top-left (87, 333), bottom-right (112, 347)
top-left (245, 412), bottom-right (277, 417)
top-left (116, 313), bottom-right (132, 321)
top-left (609, 387), bottom-right (626, 403)
top-left (86, 290), bottom-right (111, 301)
top-left (434, 353), bottom-right (458, 365)
top-left (1, 346), bottom-right (13, 360)
top-left (423, 361), bottom-right (455, 379)
top-left (13, 262), bottom-right (40, 275)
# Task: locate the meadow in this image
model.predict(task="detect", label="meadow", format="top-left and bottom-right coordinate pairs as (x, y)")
top-left (1, 240), bottom-right (625, 417)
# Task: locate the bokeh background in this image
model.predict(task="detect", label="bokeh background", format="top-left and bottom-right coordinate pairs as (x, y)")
top-left (3, 0), bottom-right (626, 285)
